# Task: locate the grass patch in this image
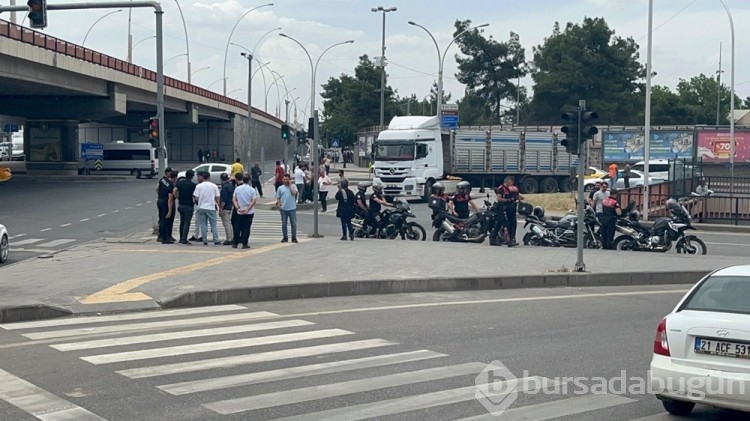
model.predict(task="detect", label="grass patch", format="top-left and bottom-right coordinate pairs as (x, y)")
top-left (524, 192), bottom-right (577, 212)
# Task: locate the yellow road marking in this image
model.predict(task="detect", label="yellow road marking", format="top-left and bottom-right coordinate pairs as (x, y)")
top-left (79, 240), bottom-right (309, 304)
top-left (112, 249), bottom-right (239, 254)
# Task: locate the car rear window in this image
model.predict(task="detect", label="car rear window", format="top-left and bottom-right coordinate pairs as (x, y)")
top-left (681, 276), bottom-right (750, 314)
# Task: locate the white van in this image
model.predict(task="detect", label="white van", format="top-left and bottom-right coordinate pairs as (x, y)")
top-left (80, 142), bottom-right (166, 178)
top-left (630, 159), bottom-right (669, 180)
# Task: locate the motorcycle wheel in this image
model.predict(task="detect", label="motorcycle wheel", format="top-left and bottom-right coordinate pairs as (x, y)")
top-left (353, 228), bottom-right (366, 239)
top-left (676, 235), bottom-right (707, 255)
top-left (584, 231), bottom-right (602, 249)
top-left (432, 228), bottom-right (452, 242)
top-left (524, 233), bottom-right (544, 247)
top-left (404, 222), bottom-right (427, 241)
top-left (614, 236), bottom-right (638, 251)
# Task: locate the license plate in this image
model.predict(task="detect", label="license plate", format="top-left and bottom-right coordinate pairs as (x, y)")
top-left (695, 337), bottom-right (750, 359)
top-left (387, 184), bottom-right (398, 189)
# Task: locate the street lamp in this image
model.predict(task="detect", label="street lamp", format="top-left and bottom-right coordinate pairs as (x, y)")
top-left (191, 66), bottom-right (210, 78)
top-left (133, 35), bottom-right (156, 50)
top-left (171, 0), bottom-right (192, 84)
top-left (228, 88), bottom-right (242, 96)
top-left (207, 78), bottom-right (226, 91)
top-left (266, 72), bottom-right (285, 114)
top-left (83, 10), bottom-right (123, 47)
top-left (643, 0), bottom-right (654, 221)
top-left (241, 52), bottom-right (254, 163)
top-left (222, 3), bottom-right (274, 96)
top-left (408, 21), bottom-right (489, 119)
top-left (279, 33), bottom-right (354, 237)
top-left (232, 43), bottom-right (271, 101)
top-left (371, 6), bottom-right (397, 129)
top-left (165, 53), bottom-right (188, 67)
top-left (719, 0), bottom-right (736, 196)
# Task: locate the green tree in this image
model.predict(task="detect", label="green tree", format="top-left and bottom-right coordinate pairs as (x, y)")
top-left (457, 88), bottom-right (492, 126)
top-left (453, 19), bottom-right (526, 124)
top-left (530, 18), bottom-right (644, 125)
top-left (639, 85), bottom-right (693, 125)
top-left (676, 74), bottom-right (744, 125)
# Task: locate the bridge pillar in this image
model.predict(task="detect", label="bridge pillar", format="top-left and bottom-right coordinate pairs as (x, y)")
top-left (24, 121), bottom-right (79, 175)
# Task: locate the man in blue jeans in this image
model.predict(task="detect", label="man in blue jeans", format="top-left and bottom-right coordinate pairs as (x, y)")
top-left (193, 171), bottom-right (221, 246)
top-left (275, 173), bottom-right (299, 243)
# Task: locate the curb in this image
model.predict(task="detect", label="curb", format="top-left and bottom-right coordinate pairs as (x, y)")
top-left (547, 215), bottom-right (750, 233)
top-left (0, 304), bottom-right (72, 323)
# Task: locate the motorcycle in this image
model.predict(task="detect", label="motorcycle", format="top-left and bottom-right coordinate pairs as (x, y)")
top-left (352, 197), bottom-right (426, 241)
top-left (522, 204), bottom-right (602, 249)
top-left (613, 198), bottom-right (707, 254)
top-left (430, 197), bottom-right (496, 243)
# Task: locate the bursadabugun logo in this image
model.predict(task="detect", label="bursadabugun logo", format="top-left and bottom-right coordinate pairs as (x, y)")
top-left (474, 361), bottom-right (519, 416)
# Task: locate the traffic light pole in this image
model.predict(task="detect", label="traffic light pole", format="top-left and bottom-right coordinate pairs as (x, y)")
top-left (575, 100), bottom-right (586, 272)
top-left (1, 1), bottom-right (166, 173)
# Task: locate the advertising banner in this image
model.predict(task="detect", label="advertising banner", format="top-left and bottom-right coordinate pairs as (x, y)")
top-left (603, 130), bottom-right (693, 162)
top-left (696, 130), bottom-right (750, 164)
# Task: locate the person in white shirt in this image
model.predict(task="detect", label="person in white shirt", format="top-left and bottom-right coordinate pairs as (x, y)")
top-left (318, 169), bottom-right (332, 212)
top-left (231, 173), bottom-right (258, 249)
top-left (294, 165), bottom-right (306, 204)
top-left (192, 171), bottom-right (221, 246)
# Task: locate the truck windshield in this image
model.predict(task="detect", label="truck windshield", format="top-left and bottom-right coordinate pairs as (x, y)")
top-left (375, 142), bottom-right (414, 161)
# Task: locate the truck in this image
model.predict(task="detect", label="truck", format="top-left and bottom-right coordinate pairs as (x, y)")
top-left (372, 116), bottom-right (579, 200)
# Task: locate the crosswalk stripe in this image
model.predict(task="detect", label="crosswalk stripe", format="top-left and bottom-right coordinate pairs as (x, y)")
top-left (81, 328), bottom-right (353, 364)
top-left (11, 238), bottom-right (44, 246)
top-left (266, 376), bottom-right (561, 421)
top-left (455, 393), bottom-right (637, 421)
top-left (116, 339), bottom-right (395, 379)
top-left (202, 362), bottom-right (489, 415)
top-left (35, 239), bottom-right (76, 248)
top-left (21, 311), bottom-right (279, 340)
top-left (158, 349), bottom-right (447, 396)
top-left (0, 368), bottom-right (108, 421)
top-left (50, 319), bottom-right (314, 351)
top-left (8, 233), bottom-right (27, 240)
top-left (0, 305), bottom-right (248, 331)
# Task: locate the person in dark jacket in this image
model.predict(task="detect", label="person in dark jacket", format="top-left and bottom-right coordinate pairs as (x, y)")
top-left (335, 179), bottom-right (356, 240)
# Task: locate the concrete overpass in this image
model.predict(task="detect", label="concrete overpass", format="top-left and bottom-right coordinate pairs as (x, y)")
top-left (0, 18), bottom-right (290, 174)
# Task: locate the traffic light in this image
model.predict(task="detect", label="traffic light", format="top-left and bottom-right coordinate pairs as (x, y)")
top-left (26, 0), bottom-right (47, 29)
top-left (281, 124), bottom-right (290, 140)
top-left (147, 117), bottom-right (159, 148)
top-left (581, 111), bottom-right (598, 141)
top-left (297, 131), bottom-right (306, 146)
top-left (560, 111), bottom-right (580, 155)
top-left (307, 117), bottom-right (314, 139)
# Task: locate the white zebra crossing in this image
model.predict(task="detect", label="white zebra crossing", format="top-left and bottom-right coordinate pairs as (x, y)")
top-left (172, 209), bottom-right (302, 242)
top-left (7, 236), bottom-right (76, 253)
top-left (1, 306), bottom-right (680, 420)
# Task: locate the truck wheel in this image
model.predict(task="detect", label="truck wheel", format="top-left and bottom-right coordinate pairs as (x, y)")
top-left (559, 177), bottom-right (572, 192)
top-left (422, 180), bottom-right (433, 202)
top-left (519, 178), bottom-right (538, 194)
top-left (540, 177), bottom-right (558, 193)
top-left (133, 169), bottom-right (142, 179)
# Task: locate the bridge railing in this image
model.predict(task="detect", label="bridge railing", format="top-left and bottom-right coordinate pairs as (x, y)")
top-left (0, 19), bottom-right (281, 124)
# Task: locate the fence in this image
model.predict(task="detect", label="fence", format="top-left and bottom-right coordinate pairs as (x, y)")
top-left (615, 188), bottom-right (750, 225)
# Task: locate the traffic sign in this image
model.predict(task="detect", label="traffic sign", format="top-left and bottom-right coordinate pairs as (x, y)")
top-left (331, 139), bottom-right (340, 148)
top-left (440, 103), bottom-right (459, 111)
top-left (94, 159), bottom-right (103, 171)
top-left (441, 115), bottom-right (459, 129)
top-left (81, 143), bottom-right (104, 160)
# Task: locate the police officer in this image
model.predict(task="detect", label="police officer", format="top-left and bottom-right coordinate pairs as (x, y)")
top-left (429, 182), bottom-right (451, 220)
top-left (156, 169), bottom-right (178, 244)
top-left (492, 176), bottom-right (524, 247)
top-left (368, 182), bottom-right (392, 237)
top-left (355, 181), bottom-right (371, 234)
top-left (600, 194), bottom-right (622, 249)
top-left (451, 181), bottom-right (479, 219)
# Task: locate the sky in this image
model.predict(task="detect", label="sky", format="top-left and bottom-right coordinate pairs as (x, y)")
top-left (5, 0), bottom-right (750, 124)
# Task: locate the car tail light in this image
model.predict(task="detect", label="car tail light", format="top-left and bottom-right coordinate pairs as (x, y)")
top-left (151, 159), bottom-right (155, 169)
top-left (653, 317), bottom-right (670, 356)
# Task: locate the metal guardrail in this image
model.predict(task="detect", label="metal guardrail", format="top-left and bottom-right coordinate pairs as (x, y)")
top-left (0, 19), bottom-right (282, 124)
top-left (616, 190), bottom-right (750, 225)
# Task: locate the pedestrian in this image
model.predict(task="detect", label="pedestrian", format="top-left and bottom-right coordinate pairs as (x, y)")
top-left (275, 173), bottom-right (298, 243)
top-left (156, 168), bottom-right (177, 243)
top-left (324, 155), bottom-right (331, 175)
top-left (338, 169), bottom-right (347, 185)
top-left (173, 169), bottom-right (196, 245)
top-left (335, 179), bottom-right (355, 241)
top-left (197, 149), bottom-right (203, 163)
top-left (250, 162), bottom-right (264, 197)
top-left (623, 163), bottom-right (631, 189)
top-left (189, 172), bottom-right (204, 242)
top-left (294, 164), bottom-right (306, 204)
top-left (589, 181), bottom-right (602, 202)
top-left (231, 173), bottom-right (257, 249)
top-left (230, 158), bottom-right (244, 179)
top-left (193, 171), bottom-right (222, 246)
top-left (219, 173), bottom-right (235, 245)
top-left (274, 161), bottom-right (285, 192)
top-left (608, 161), bottom-right (619, 191)
top-left (591, 181), bottom-right (611, 246)
top-left (600, 193), bottom-right (622, 249)
top-left (318, 169), bottom-right (332, 212)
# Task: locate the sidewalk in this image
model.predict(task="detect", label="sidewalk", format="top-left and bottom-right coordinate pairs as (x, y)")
top-left (0, 224), bottom-right (745, 322)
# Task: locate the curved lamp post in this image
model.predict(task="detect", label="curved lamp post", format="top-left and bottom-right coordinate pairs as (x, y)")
top-left (719, 0), bottom-right (736, 196)
top-left (165, 53), bottom-right (188, 67)
top-left (279, 33), bottom-right (354, 237)
top-left (133, 35), bottom-right (156, 50)
top-left (222, 3), bottom-right (274, 96)
top-left (408, 21), bottom-right (489, 116)
top-left (231, 43), bottom-right (271, 105)
top-left (371, 6), bottom-right (397, 128)
top-left (83, 10), bottom-right (123, 47)
top-left (191, 66), bottom-right (210, 78)
top-left (207, 78), bottom-right (226, 90)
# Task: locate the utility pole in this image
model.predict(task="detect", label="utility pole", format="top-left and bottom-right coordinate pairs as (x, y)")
top-left (716, 42), bottom-right (722, 126)
top-left (284, 99), bottom-right (290, 163)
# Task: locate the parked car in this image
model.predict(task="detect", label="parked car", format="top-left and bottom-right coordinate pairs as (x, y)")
top-left (630, 160), bottom-right (670, 180)
top-left (0, 223), bottom-right (8, 264)
top-left (650, 265), bottom-right (750, 416)
top-left (584, 166), bottom-right (607, 180)
top-left (177, 163), bottom-right (233, 185)
top-left (584, 169), bottom-right (664, 192)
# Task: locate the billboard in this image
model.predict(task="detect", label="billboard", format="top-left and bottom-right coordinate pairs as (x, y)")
top-left (696, 130), bottom-right (750, 164)
top-left (603, 130), bottom-right (693, 162)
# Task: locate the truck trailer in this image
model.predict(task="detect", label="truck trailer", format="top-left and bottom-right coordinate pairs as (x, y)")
top-left (373, 116), bottom-right (579, 200)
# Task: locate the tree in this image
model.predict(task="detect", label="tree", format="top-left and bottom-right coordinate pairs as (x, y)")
top-left (457, 89), bottom-right (492, 126)
top-left (675, 73), bottom-right (744, 125)
top-left (530, 17), bottom-right (644, 124)
top-left (744, 96), bottom-right (750, 109)
top-left (429, 81), bottom-right (451, 107)
top-left (453, 19), bottom-right (526, 124)
top-left (640, 85), bottom-right (693, 125)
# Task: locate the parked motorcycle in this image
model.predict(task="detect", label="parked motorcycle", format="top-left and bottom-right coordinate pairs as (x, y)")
top-left (352, 198), bottom-right (426, 241)
top-left (522, 205), bottom-right (602, 249)
top-left (613, 198), bottom-right (707, 254)
top-left (430, 197), bottom-right (496, 243)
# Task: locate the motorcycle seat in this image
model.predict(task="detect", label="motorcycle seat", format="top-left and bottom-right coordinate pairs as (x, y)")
top-left (544, 220), bottom-right (559, 228)
top-left (445, 214), bottom-right (469, 224)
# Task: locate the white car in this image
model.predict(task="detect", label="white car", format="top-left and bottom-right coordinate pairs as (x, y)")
top-left (650, 265), bottom-right (750, 416)
top-left (0, 224), bottom-right (8, 264)
top-left (584, 169), bottom-right (664, 192)
top-left (177, 163), bottom-right (233, 185)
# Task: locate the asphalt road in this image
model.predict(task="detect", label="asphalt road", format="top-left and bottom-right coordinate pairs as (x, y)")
top-left (1, 285), bottom-right (746, 420)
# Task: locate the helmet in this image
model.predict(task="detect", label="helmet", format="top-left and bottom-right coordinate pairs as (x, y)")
top-left (456, 181), bottom-right (471, 194)
top-left (339, 179), bottom-right (349, 189)
top-left (532, 206), bottom-right (545, 219)
top-left (666, 198), bottom-right (679, 211)
top-left (431, 182), bottom-right (445, 195)
top-left (629, 210), bottom-right (640, 221)
top-left (357, 181), bottom-right (371, 192)
top-left (372, 181), bottom-right (383, 193)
